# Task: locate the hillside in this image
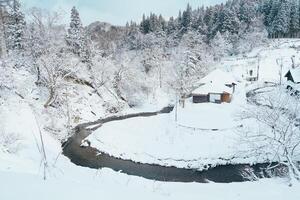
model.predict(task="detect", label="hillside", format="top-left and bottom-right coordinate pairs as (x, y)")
top-left (1, 0), bottom-right (300, 199)
top-left (1, 39), bottom-right (300, 199)
top-left (87, 39), bottom-right (300, 170)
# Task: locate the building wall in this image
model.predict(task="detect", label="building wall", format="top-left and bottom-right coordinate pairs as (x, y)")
top-left (209, 93), bottom-right (222, 103)
top-left (193, 93), bottom-right (232, 104)
top-left (221, 93), bottom-right (231, 103)
top-left (193, 95), bottom-right (208, 103)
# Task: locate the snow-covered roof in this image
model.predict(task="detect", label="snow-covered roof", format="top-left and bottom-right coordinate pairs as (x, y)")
top-left (199, 69), bottom-right (237, 85)
top-left (288, 67), bottom-right (300, 83)
top-left (192, 82), bottom-right (233, 95)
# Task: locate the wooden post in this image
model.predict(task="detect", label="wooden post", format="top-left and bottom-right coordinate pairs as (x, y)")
top-left (175, 94), bottom-right (178, 122)
top-left (257, 56), bottom-right (260, 81)
top-left (276, 57), bottom-right (283, 85)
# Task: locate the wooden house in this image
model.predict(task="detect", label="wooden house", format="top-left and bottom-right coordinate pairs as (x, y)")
top-left (192, 82), bottom-right (233, 103)
top-left (192, 69), bottom-right (237, 104)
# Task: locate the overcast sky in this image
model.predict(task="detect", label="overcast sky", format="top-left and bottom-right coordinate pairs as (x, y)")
top-left (22, 0), bottom-right (225, 26)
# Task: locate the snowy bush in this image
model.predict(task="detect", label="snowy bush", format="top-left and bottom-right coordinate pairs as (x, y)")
top-left (103, 101), bottom-right (125, 114)
top-left (0, 131), bottom-right (22, 154)
top-left (240, 86), bottom-right (300, 181)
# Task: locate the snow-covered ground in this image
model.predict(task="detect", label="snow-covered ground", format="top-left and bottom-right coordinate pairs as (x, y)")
top-left (220, 39), bottom-right (300, 83)
top-left (87, 84), bottom-right (250, 169)
top-left (2, 95), bottom-right (300, 200)
top-left (2, 39), bottom-right (300, 199)
top-left (87, 39), bottom-right (300, 169)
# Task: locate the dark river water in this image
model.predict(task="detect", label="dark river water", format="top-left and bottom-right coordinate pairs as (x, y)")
top-left (62, 106), bottom-right (285, 183)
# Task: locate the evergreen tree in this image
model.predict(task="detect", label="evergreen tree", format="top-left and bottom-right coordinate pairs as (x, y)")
top-left (211, 31), bottom-right (229, 60)
top-left (289, 0), bottom-right (300, 37)
top-left (6, 0), bottom-right (25, 51)
top-left (167, 16), bottom-right (176, 34)
top-left (181, 4), bottom-right (192, 30)
top-left (203, 7), bottom-right (213, 26)
top-left (271, 0), bottom-right (291, 37)
top-left (149, 13), bottom-right (158, 32)
top-left (196, 15), bottom-right (207, 35)
top-left (219, 7), bottom-right (239, 34)
top-left (140, 14), bottom-right (147, 33)
top-left (203, 6), bottom-right (217, 38)
top-left (66, 6), bottom-right (90, 62)
top-left (158, 14), bottom-right (166, 31)
top-left (238, 0), bottom-right (256, 24)
top-left (267, 0), bottom-right (280, 32)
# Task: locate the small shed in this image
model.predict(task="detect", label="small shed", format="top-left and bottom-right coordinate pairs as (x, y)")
top-left (285, 67), bottom-right (300, 93)
top-left (192, 69), bottom-right (237, 104)
top-left (192, 82), bottom-right (234, 104)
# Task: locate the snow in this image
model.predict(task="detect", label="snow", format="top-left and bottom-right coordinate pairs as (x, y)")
top-left (88, 39), bottom-right (300, 169)
top-left (192, 82), bottom-right (233, 95)
top-left (198, 68), bottom-right (237, 85)
top-left (217, 39), bottom-right (300, 84)
top-left (87, 84), bottom-right (254, 169)
top-left (1, 169), bottom-right (300, 200)
top-left (287, 66), bottom-right (300, 83)
top-left (1, 92), bottom-right (299, 200)
top-left (1, 39), bottom-right (300, 200)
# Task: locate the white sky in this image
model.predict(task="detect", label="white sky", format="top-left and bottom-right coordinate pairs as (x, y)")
top-left (22, 0), bottom-right (226, 26)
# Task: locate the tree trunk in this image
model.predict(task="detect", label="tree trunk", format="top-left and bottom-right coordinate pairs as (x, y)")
top-left (44, 87), bottom-right (55, 108)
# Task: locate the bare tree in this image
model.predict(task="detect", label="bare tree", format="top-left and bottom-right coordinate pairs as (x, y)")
top-left (240, 86), bottom-right (300, 183)
top-left (38, 52), bottom-right (78, 108)
top-left (27, 8), bottom-right (63, 83)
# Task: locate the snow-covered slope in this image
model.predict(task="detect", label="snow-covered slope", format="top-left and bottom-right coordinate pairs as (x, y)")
top-left (2, 92), bottom-right (299, 200)
top-left (1, 39), bottom-right (300, 199)
top-left (87, 39), bottom-right (300, 169)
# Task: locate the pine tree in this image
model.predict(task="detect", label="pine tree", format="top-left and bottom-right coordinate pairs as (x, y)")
top-left (271, 0), bottom-right (291, 38)
top-left (158, 14), bottom-right (166, 31)
top-left (6, 0), bottom-right (25, 51)
top-left (66, 6), bottom-right (90, 62)
top-left (219, 7), bottom-right (239, 34)
top-left (238, 0), bottom-right (256, 24)
top-left (167, 16), bottom-right (176, 34)
top-left (0, 3), bottom-right (7, 57)
top-left (211, 31), bottom-right (228, 60)
top-left (181, 4), bottom-right (192, 30)
top-left (149, 13), bottom-right (158, 32)
top-left (140, 14), bottom-right (146, 33)
top-left (196, 15), bottom-right (207, 35)
top-left (204, 6), bottom-right (218, 39)
top-left (289, 0), bottom-right (300, 37)
top-left (267, 0), bottom-right (280, 34)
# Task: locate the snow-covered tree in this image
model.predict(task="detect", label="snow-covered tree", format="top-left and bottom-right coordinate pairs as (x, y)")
top-left (219, 7), bottom-right (240, 34)
top-left (181, 4), bottom-right (192, 30)
top-left (289, 0), bottom-right (300, 37)
top-left (169, 31), bottom-right (211, 106)
top-left (235, 16), bottom-right (268, 54)
top-left (240, 86), bottom-right (300, 183)
top-left (66, 6), bottom-right (90, 62)
top-left (238, 0), bottom-right (257, 24)
top-left (210, 31), bottom-right (230, 60)
top-left (26, 8), bottom-right (65, 83)
top-left (0, 3), bottom-right (7, 57)
top-left (167, 16), bottom-right (176, 34)
top-left (6, 0), bottom-right (25, 51)
top-left (271, 0), bottom-right (291, 38)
